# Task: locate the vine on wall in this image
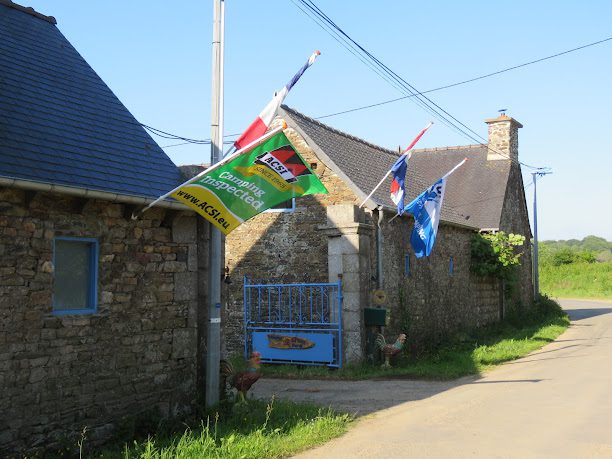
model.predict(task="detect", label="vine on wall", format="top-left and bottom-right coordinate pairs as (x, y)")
top-left (470, 231), bottom-right (525, 281)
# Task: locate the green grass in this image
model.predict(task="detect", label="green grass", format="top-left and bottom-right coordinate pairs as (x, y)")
top-left (540, 261), bottom-right (611, 299)
top-left (263, 313), bottom-right (570, 381)
top-left (92, 301), bottom-right (568, 459)
top-left (95, 399), bottom-right (351, 459)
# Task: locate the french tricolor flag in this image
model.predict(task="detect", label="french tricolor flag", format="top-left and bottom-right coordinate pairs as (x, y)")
top-left (390, 123), bottom-right (433, 215)
top-left (390, 155), bottom-right (408, 215)
top-left (233, 51), bottom-right (320, 150)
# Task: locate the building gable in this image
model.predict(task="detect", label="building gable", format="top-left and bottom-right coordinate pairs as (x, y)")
top-left (0, 1), bottom-right (182, 199)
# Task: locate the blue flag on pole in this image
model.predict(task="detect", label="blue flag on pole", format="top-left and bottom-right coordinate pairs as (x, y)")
top-left (404, 177), bottom-right (447, 258)
top-left (403, 158), bottom-right (467, 258)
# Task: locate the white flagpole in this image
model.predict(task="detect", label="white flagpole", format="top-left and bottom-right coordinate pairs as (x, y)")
top-left (388, 157), bottom-right (468, 223)
top-left (441, 157), bottom-right (467, 179)
top-left (131, 124), bottom-right (285, 220)
top-left (358, 121), bottom-right (433, 208)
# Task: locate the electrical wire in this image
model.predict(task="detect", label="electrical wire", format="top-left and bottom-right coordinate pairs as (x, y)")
top-left (142, 123), bottom-right (240, 148)
top-left (296, 0), bottom-right (473, 137)
top-left (161, 140), bottom-right (235, 149)
top-left (144, 0), bottom-right (596, 170)
top-left (142, 124), bottom-right (210, 144)
top-left (316, 36), bottom-right (612, 120)
top-left (299, 0), bottom-right (450, 127)
top-left (292, 0), bottom-right (551, 170)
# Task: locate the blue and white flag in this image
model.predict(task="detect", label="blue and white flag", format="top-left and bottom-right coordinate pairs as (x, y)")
top-left (404, 159), bottom-right (466, 258)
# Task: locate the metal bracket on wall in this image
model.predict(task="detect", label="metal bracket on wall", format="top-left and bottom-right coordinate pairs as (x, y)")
top-left (123, 204), bottom-right (139, 221)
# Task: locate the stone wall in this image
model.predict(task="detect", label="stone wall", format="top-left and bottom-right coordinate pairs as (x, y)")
top-left (223, 122), bottom-right (360, 356)
top-left (500, 163), bottom-right (534, 309)
top-left (377, 212), bottom-right (500, 353)
top-left (224, 121), bottom-right (503, 360)
top-left (0, 187), bottom-right (203, 455)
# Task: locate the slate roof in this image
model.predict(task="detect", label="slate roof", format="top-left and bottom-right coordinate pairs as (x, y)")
top-left (0, 1), bottom-right (183, 199)
top-left (407, 146), bottom-right (511, 230)
top-left (279, 105), bottom-right (513, 230)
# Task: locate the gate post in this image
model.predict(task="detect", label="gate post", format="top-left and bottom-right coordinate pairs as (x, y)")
top-left (319, 205), bottom-right (374, 364)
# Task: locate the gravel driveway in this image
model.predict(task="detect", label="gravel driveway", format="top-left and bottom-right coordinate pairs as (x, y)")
top-left (251, 375), bottom-right (472, 416)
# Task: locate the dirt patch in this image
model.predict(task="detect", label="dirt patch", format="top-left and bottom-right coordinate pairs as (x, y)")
top-left (251, 376), bottom-right (474, 416)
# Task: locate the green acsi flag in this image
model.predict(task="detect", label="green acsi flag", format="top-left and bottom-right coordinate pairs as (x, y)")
top-left (172, 130), bottom-right (328, 234)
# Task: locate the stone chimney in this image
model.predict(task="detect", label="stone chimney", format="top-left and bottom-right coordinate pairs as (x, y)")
top-left (484, 114), bottom-right (523, 161)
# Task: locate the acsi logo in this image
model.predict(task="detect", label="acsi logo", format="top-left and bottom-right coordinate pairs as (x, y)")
top-left (255, 146), bottom-right (311, 183)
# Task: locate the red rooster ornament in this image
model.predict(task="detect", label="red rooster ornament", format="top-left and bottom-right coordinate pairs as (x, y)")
top-left (220, 352), bottom-right (262, 402)
top-left (375, 333), bottom-right (406, 368)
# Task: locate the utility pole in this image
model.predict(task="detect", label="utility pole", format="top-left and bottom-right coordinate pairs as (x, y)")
top-left (205, 0), bottom-right (225, 408)
top-left (531, 170), bottom-right (551, 298)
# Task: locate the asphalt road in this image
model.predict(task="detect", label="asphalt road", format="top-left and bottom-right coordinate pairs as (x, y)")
top-left (252, 298), bottom-right (612, 458)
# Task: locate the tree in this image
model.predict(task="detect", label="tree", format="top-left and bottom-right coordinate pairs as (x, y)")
top-left (582, 235), bottom-right (611, 253)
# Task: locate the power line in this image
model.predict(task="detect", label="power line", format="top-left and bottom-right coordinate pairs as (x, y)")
top-left (291, 0), bottom-right (551, 170)
top-left (295, 0), bottom-right (485, 141)
top-left (142, 123), bottom-right (239, 146)
top-left (142, 124), bottom-right (210, 144)
top-left (161, 140), bottom-right (234, 149)
top-left (316, 36), bottom-right (612, 120)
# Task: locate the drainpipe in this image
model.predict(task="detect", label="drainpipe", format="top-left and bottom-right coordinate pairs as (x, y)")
top-left (376, 206), bottom-right (384, 289)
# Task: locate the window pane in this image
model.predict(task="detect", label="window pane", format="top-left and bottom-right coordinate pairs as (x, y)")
top-left (55, 240), bottom-right (92, 310)
top-left (270, 199), bottom-right (293, 210)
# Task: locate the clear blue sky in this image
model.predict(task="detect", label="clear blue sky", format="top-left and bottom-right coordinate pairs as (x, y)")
top-left (24, 1), bottom-right (612, 241)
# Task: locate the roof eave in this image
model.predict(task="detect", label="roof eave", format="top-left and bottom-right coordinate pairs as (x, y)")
top-left (0, 176), bottom-right (190, 211)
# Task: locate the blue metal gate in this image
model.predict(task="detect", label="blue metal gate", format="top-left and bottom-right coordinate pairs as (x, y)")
top-left (244, 277), bottom-right (343, 368)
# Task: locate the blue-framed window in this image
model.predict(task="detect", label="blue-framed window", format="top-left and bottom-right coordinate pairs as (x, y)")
top-left (404, 254), bottom-right (411, 276)
top-left (265, 198), bottom-right (296, 213)
top-left (53, 237), bottom-right (98, 315)
top-left (449, 256), bottom-right (454, 276)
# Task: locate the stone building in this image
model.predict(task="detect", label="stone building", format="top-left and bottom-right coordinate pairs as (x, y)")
top-left (224, 105), bottom-right (533, 363)
top-left (0, 2), bottom-right (209, 453)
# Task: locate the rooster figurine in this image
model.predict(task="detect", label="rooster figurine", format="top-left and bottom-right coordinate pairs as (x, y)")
top-left (220, 352), bottom-right (262, 402)
top-left (375, 333), bottom-right (406, 368)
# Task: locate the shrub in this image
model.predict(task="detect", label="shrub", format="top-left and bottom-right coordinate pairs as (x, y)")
top-left (532, 293), bottom-right (565, 318)
top-left (552, 248), bottom-right (577, 266)
top-left (504, 294), bottom-right (565, 327)
top-left (471, 232), bottom-right (525, 280)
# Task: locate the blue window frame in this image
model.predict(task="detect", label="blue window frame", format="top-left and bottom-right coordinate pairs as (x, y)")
top-left (53, 237), bottom-right (98, 315)
top-left (449, 256), bottom-right (454, 276)
top-left (404, 254), bottom-right (411, 276)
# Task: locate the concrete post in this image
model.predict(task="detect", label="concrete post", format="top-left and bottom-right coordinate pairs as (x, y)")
top-left (319, 204), bottom-right (374, 364)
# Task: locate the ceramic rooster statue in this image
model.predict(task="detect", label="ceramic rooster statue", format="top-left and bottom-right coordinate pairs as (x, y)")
top-left (375, 333), bottom-right (406, 368)
top-left (220, 352), bottom-right (262, 402)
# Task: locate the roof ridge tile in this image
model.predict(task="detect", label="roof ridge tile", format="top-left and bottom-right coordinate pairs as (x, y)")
top-left (0, 0), bottom-right (56, 24)
top-left (281, 104), bottom-right (397, 156)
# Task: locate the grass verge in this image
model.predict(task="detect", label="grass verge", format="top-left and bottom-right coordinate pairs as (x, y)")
top-left (263, 303), bottom-right (570, 381)
top-left (95, 399), bottom-right (351, 459)
top-left (540, 261), bottom-right (611, 299)
top-left (91, 298), bottom-right (567, 458)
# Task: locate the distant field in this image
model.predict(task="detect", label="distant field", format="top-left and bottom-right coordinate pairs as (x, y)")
top-left (540, 261), bottom-right (612, 299)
